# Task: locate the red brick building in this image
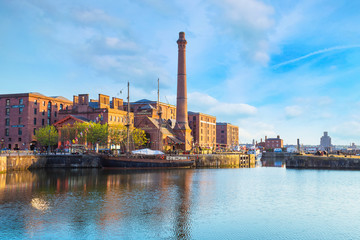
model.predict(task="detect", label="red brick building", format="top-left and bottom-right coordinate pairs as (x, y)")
top-left (125, 99), bottom-right (176, 124)
top-left (188, 112), bottom-right (216, 149)
top-left (216, 122), bottom-right (239, 149)
top-left (129, 99), bottom-right (183, 151)
top-left (0, 92), bottom-right (72, 150)
top-left (264, 135), bottom-right (283, 150)
top-left (59, 93), bottom-right (134, 127)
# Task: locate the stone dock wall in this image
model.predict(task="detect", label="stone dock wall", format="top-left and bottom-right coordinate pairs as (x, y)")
top-left (0, 153), bottom-right (255, 172)
top-left (286, 155), bottom-right (360, 170)
top-left (262, 152), bottom-right (360, 170)
top-left (0, 155), bottom-right (101, 173)
top-left (195, 153), bottom-right (255, 168)
top-left (261, 152), bottom-right (292, 166)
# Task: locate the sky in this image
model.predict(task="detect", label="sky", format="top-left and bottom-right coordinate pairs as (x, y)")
top-left (1, 0), bottom-right (360, 145)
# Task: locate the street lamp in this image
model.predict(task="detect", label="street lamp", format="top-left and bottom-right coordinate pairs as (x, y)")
top-left (48, 128), bottom-right (51, 155)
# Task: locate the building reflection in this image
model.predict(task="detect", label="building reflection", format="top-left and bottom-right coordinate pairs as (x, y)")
top-left (0, 169), bottom-right (196, 238)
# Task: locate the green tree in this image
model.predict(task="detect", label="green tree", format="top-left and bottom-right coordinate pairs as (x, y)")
top-left (35, 125), bottom-right (58, 148)
top-left (87, 122), bottom-right (108, 148)
top-left (108, 124), bottom-right (127, 148)
top-left (131, 127), bottom-right (147, 149)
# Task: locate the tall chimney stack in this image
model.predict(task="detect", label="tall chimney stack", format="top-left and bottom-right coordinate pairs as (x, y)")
top-left (174, 32), bottom-right (192, 151)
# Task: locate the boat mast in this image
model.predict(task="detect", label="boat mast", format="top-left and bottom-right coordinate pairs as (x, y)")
top-left (126, 81), bottom-right (130, 155)
top-left (157, 78), bottom-right (162, 151)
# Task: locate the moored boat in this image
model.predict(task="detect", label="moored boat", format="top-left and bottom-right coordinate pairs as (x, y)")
top-left (100, 154), bottom-right (195, 168)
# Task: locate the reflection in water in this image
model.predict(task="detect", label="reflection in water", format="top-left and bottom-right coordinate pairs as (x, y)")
top-left (30, 198), bottom-right (50, 211)
top-left (0, 169), bottom-right (195, 239)
top-left (2, 168), bottom-right (360, 239)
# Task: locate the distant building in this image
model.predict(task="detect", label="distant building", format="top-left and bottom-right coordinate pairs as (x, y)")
top-left (320, 131), bottom-right (332, 151)
top-left (256, 138), bottom-right (266, 149)
top-left (265, 135), bottom-right (284, 150)
top-left (188, 112), bottom-right (216, 149)
top-left (216, 123), bottom-right (239, 149)
top-left (0, 92), bottom-right (72, 150)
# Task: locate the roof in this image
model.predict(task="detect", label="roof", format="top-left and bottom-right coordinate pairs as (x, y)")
top-left (0, 92), bottom-right (72, 103)
top-left (139, 104), bottom-right (156, 110)
top-left (50, 96), bottom-right (71, 101)
top-left (167, 135), bottom-right (183, 144)
top-left (71, 115), bottom-right (91, 122)
top-left (89, 101), bottom-right (99, 108)
top-left (188, 111), bottom-right (216, 118)
top-left (135, 99), bottom-right (153, 103)
top-left (53, 115), bottom-right (91, 127)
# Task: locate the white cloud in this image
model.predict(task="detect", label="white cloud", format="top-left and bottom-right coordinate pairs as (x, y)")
top-left (285, 105), bottom-right (303, 118)
top-left (213, 0), bottom-right (275, 65)
top-left (188, 91), bottom-right (257, 117)
top-left (273, 45), bottom-right (360, 69)
top-left (105, 37), bottom-right (138, 51)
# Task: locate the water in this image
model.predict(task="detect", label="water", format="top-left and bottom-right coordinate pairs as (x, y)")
top-left (1, 168), bottom-right (360, 239)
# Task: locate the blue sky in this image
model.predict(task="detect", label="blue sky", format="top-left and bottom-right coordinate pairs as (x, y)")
top-left (1, 0), bottom-right (360, 145)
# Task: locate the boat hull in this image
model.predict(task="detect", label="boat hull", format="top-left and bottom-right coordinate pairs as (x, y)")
top-left (100, 155), bottom-right (194, 168)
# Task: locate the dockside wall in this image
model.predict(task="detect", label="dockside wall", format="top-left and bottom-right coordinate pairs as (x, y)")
top-left (195, 153), bottom-right (255, 168)
top-left (0, 155), bottom-right (101, 173)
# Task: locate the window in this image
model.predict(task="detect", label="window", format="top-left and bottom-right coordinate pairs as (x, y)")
top-left (6, 99), bottom-right (10, 106)
top-left (6, 108), bottom-right (10, 116)
top-left (47, 119), bottom-right (50, 125)
top-left (5, 118), bottom-right (9, 126)
top-left (19, 108), bottom-right (23, 114)
top-left (47, 110), bottom-right (51, 117)
top-left (19, 99), bottom-right (23, 104)
top-left (34, 100), bottom-right (37, 105)
top-left (42, 110), bottom-right (45, 116)
top-left (5, 128), bottom-right (9, 136)
top-left (42, 119), bottom-right (45, 126)
top-left (34, 118), bottom-right (37, 125)
top-left (18, 117), bottom-right (22, 124)
top-left (34, 128), bottom-right (36, 135)
top-left (54, 111), bottom-right (57, 117)
top-left (110, 116), bottom-right (112, 121)
top-left (47, 102), bottom-right (51, 109)
top-left (43, 101), bottom-right (45, 106)
top-left (18, 128), bottom-right (22, 136)
top-left (18, 138), bottom-right (21, 142)
top-left (34, 108), bottom-right (37, 114)
top-left (59, 104), bottom-right (63, 110)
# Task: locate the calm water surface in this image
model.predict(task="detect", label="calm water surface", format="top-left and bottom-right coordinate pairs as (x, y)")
top-left (1, 167), bottom-right (360, 239)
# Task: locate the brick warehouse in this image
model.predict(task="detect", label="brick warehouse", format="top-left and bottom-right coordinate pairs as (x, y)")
top-left (0, 92), bottom-right (72, 150)
top-left (216, 122), bottom-right (239, 150)
top-left (188, 112), bottom-right (216, 149)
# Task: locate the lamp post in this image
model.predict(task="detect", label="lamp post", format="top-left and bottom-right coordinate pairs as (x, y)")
top-left (48, 127), bottom-right (51, 155)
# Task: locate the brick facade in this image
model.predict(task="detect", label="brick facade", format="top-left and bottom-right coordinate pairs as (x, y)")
top-left (216, 122), bottom-right (239, 149)
top-left (264, 135), bottom-right (283, 150)
top-left (188, 112), bottom-right (216, 149)
top-left (0, 92), bottom-right (72, 150)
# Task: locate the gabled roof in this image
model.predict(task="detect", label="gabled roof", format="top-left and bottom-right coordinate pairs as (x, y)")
top-left (139, 104), bottom-right (155, 110)
top-left (54, 115), bottom-right (91, 127)
top-left (135, 99), bottom-right (153, 103)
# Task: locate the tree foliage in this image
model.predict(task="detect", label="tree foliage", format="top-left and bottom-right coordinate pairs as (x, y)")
top-left (86, 122), bottom-right (108, 146)
top-left (131, 127), bottom-right (147, 149)
top-left (35, 125), bottom-right (58, 147)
